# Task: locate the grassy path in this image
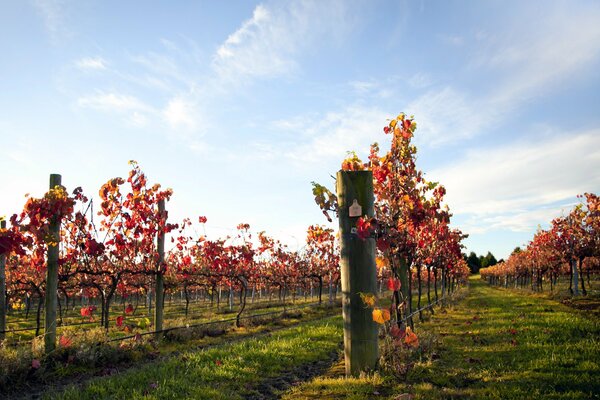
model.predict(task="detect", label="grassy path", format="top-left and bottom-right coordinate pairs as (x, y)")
top-left (41, 316), bottom-right (343, 400)
top-left (283, 276), bottom-right (600, 399)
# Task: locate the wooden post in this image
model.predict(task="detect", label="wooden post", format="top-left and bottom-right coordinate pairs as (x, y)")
top-left (571, 259), bottom-right (579, 296)
top-left (45, 173), bottom-right (61, 354)
top-left (154, 199), bottom-right (165, 339)
top-left (337, 170), bottom-right (378, 377)
top-left (0, 220), bottom-right (6, 340)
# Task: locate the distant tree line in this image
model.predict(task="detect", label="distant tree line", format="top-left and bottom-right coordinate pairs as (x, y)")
top-left (464, 250), bottom-right (504, 274)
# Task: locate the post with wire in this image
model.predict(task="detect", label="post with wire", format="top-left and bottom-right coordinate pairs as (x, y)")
top-left (336, 170), bottom-right (379, 377)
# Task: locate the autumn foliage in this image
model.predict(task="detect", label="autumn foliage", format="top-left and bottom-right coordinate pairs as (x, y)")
top-left (481, 193), bottom-right (599, 295)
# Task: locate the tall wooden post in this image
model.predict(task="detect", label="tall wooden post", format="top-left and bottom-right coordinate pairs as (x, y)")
top-left (337, 170), bottom-right (378, 377)
top-left (0, 220), bottom-right (7, 340)
top-left (154, 199), bottom-right (165, 339)
top-left (45, 173), bottom-right (61, 354)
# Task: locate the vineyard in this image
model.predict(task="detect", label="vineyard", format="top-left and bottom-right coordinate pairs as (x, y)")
top-left (480, 193), bottom-right (600, 296)
top-left (0, 114), bottom-right (598, 399)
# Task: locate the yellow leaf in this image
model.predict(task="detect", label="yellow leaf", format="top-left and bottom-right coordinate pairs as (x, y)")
top-left (372, 308), bottom-right (390, 324)
top-left (376, 257), bottom-right (388, 268)
top-left (389, 119), bottom-right (397, 128)
top-left (360, 292), bottom-right (376, 307)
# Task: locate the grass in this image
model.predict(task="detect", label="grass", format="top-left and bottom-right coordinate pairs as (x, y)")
top-left (42, 315), bottom-right (344, 400)
top-left (1, 304), bottom-right (339, 397)
top-left (281, 275), bottom-right (600, 399)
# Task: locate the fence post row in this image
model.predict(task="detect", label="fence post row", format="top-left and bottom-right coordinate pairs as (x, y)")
top-left (337, 170), bottom-right (378, 377)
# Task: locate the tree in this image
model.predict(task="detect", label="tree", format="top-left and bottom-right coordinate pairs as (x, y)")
top-left (484, 252), bottom-right (498, 268)
top-left (466, 252), bottom-right (481, 274)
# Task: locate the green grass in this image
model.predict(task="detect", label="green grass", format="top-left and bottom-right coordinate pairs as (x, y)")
top-left (42, 315), bottom-right (343, 399)
top-left (1, 304), bottom-right (339, 396)
top-left (282, 276), bottom-right (600, 399)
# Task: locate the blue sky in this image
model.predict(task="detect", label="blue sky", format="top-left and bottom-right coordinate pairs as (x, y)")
top-left (1, 0), bottom-right (599, 259)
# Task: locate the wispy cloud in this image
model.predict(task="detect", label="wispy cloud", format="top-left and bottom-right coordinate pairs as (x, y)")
top-left (77, 92), bottom-right (153, 113)
top-left (212, 1), bottom-right (355, 84)
top-left (409, 3), bottom-right (600, 147)
top-left (408, 87), bottom-right (498, 147)
top-left (431, 129), bottom-right (600, 233)
top-left (75, 57), bottom-right (107, 70)
top-left (162, 96), bottom-right (201, 131)
top-left (77, 92), bottom-right (155, 126)
top-left (462, 206), bottom-right (573, 235)
top-left (479, 3), bottom-right (600, 105)
top-left (279, 105), bottom-right (391, 164)
top-left (33, 0), bottom-right (71, 43)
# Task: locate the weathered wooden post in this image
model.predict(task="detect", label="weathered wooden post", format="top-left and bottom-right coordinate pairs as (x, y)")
top-left (45, 173), bottom-right (61, 354)
top-left (0, 220), bottom-right (6, 340)
top-left (337, 170), bottom-right (378, 377)
top-left (154, 199), bottom-right (165, 339)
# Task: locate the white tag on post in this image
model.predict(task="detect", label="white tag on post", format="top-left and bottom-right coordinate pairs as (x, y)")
top-left (349, 199), bottom-right (362, 217)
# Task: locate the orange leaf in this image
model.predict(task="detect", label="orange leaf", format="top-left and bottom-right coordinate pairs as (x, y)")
top-left (59, 335), bottom-right (72, 348)
top-left (359, 292), bottom-right (376, 308)
top-left (372, 308), bottom-right (390, 324)
top-left (404, 327), bottom-right (419, 348)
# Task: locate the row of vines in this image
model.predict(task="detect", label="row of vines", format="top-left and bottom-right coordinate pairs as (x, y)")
top-left (0, 113), bottom-right (471, 358)
top-left (0, 163), bottom-right (344, 346)
top-left (480, 194), bottom-right (600, 295)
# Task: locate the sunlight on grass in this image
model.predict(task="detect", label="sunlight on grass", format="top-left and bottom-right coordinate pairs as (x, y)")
top-left (44, 317), bottom-right (343, 399)
top-left (282, 276), bottom-right (600, 400)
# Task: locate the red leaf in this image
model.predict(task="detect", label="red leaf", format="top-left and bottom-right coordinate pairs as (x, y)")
top-left (390, 325), bottom-right (406, 339)
top-left (387, 278), bottom-right (401, 291)
top-left (59, 335), bottom-right (72, 348)
top-left (116, 316), bottom-right (124, 327)
top-left (125, 304), bottom-right (134, 315)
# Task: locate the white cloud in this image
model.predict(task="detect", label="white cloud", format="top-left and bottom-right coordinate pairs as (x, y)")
top-left (212, 1), bottom-right (354, 84)
top-left (77, 92), bottom-right (153, 113)
top-left (33, 0), bottom-right (71, 43)
top-left (431, 129), bottom-right (600, 233)
top-left (75, 57), bottom-right (107, 70)
top-left (131, 52), bottom-right (191, 86)
top-left (212, 4), bottom-right (294, 81)
top-left (162, 97), bottom-right (200, 131)
top-left (77, 92), bottom-right (155, 127)
top-left (410, 4), bottom-right (600, 147)
top-left (408, 87), bottom-right (499, 147)
top-left (281, 106), bottom-right (391, 163)
top-left (270, 114), bottom-right (318, 133)
top-left (476, 3), bottom-right (600, 104)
